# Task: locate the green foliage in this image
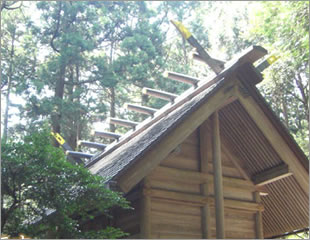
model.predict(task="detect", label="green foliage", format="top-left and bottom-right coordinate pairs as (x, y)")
top-left (248, 1), bottom-right (309, 155)
top-left (1, 127), bottom-right (130, 238)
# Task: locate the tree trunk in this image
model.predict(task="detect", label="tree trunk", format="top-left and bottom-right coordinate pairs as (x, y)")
top-left (2, 29), bottom-right (15, 144)
top-left (51, 61), bottom-right (66, 146)
top-left (109, 42), bottom-right (116, 133)
top-left (295, 73), bottom-right (309, 123)
top-left (75, 64), bottom-right (82, 150)
top-left (67, 67), bottom-right (77, 150)
top-left (281, 96), bottom-right (289, 128)
top-left (109, 87), bottom-right (116, 133)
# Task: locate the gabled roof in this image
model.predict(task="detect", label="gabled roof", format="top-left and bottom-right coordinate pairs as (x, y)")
top-left (86, 46), bottom-right (268, 182)
top-left (85, 45), bottom-right (309, 238)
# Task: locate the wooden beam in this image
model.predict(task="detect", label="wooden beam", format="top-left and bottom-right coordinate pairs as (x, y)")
top-left (236, 89), bottom-right (309, 194)
top-left (117, 81), bottom-right (237, 193)
top-left (65, 150), bottom-right (93, 159)
top-left (143, 188), bottom-right (263, 212)
top-left (204, 120), bottom-right (253, 182)
top-left (140, 179), bottom-right (151, 238)
top-left (149, 165), bottom-right (258, 192)
top-left (212, 111), bottom-right (225, 238)
top-left (252, 163), bottom-right (292, 186)
top-left (125, 103), bottom-right (157, 116)
top-left (78, 140), bottom-right (107, 150)
top-left (193, 52), bottom-right (225, 68)
top-left (221, 138), bottom-right (252, 182)
top-left (254, 192), bottom-right (264, 239)
top-left (164, 71), bottom-right (200, 87)
top-left (144, 188), bottom-right (208, 205)
top-left (142, 87), bottom-right (178, 102)
top-left (149, 165), bottom-right (206, 184)
top-left (199, 120), bottom-right (211, 238)
top-left (109, 117), bottom-right (138, 129)
top-left (92, 130), bottom-right (121, 140)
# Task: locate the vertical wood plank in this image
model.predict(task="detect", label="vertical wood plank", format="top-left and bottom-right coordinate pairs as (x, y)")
top-left (140, 179), bottom-right (151, 238)
top-left (212, 111), bottom-right (225, 238)
top-left (254, 191), bottom-right (264, 239)
top-left (200, 120), bottom-right (211, 239)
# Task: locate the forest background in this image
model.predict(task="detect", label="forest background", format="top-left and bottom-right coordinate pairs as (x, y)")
top-left (0, 0), bottom-right (309, 238)
top-left (1, 1), bottom-right (309, 155)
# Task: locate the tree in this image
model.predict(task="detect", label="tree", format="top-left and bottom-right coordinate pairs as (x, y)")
top-left (1, 8), bottom-right (38, 143)
top-left (247, 1), bottom-right (309, 155)
top-left (1, 127), bottom-right (130, 238)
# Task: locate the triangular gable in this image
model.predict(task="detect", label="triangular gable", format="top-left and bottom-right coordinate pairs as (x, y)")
top-left (87, 45), bottom-right (309, 237)
top-left (87, 46), bottom-right (267, 191)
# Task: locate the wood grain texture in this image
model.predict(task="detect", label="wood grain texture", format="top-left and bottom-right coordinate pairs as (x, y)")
top-left (117, 81), bottom-right (237, 193)
top-left (236, 88), bottom-right (309, 195)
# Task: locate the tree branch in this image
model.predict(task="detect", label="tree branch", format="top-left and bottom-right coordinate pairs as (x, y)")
top-left (50, 2), bottom-right (62, 53)
top-left (1, 1), bottom-right (22, 12)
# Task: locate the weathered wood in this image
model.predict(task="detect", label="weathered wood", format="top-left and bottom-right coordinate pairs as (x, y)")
top-left (149, 165), bottom-right (205, 184)
top-left (236, 88), bottom-right (309, 194)
top-left (142, 87), bottom-right (178, 102)
top-left (192, 52), bottom-right (225, 69)
top-left (224, 198), bottom-right (264, 212)
top-left (203, 119), bottom-right (252, 181)
top-left (78, 140), bottom-right (107, 150)
top-left (221, 187), bottom-right (254, 202)
top-left (109, 117), bottom-right (138, 129)
top-left (144, 188), bottom-right (208, 205)
top-left (221, 138), bottom-right (252, 181)
top-left (140, 179), bottom-right (151, 238)
top-left (161, 154), bottom-right (200, 171)
top-left (184, 130), bottom-right (199, 145)
top-left (150, 196), bottom-right (204, 208)
top-left (225, 230), bottom-right (256, 239)
top-left (207, 162), bottom-right (242, 178)
top-left (151, 198), bottom-right (201, 216)
top-left (164, 71), bottom-right (200, 87)
top-left (150, 166), bottom-right (257, 191)
top-left (92, 130), bottom-right (121, 140)
top-left (212, 111), bottom-right (225, 238)
top-left (152, 222), bottom-right (201, 235)
top-left (65, 150), bottom-right (93, 159)
top-left (144, 187), bottom-right (263, 212)
top-left (148, 177), bottom-right (201, 194)
top-left (237, 46), bottom-right (268, 65)
top-left (151, 232), bottom-right (202, 239)
top-left (254, 192), bottom-right (264, 239)
top-left (152, 210), bottom-right (201, 226)
top-left (125, 103), bottom-right (157, 116)
top-left (149, 173), bottom-right (260, 201)
top-left (162, 151), bottom-right (244, 176)
top-left (252, 163), bottom-right (292, 186)
top-left (117, 81), bottom-right (237, 193)
top-left (199, 120), bottom-right (211, 239)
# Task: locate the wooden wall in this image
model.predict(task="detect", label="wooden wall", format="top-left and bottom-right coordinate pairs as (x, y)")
top-left (139, 125), bottom-right (262, 239)
top-left (108, 119), bottom-right (264, 239)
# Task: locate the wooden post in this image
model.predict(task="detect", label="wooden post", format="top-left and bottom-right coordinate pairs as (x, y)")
top-left (254, 192), bottom-right (264, 239)
top-left (140, 178), bottom-right (151, 238)
top-left (200, 120), bottom-right (211, 238)
top-left (212, 111), bottom-right (225, 238)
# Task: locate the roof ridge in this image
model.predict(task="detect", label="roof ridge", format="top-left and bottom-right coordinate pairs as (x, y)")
top-left (85, 46), bottom-right (267, 168)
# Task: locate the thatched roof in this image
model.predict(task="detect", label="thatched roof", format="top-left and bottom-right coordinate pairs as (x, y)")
top-left (86, 45), bottom-right (309, 238)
